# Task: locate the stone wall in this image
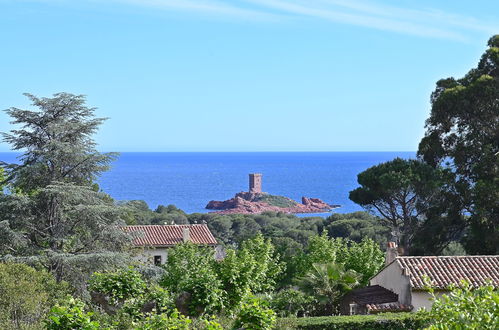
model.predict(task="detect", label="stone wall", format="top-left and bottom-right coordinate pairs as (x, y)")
top-left (249, 173), bottom-right (262, 193)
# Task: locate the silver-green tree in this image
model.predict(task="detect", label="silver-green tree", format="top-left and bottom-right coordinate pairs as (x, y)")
top-left (0, 93), bottom-right (130, 294)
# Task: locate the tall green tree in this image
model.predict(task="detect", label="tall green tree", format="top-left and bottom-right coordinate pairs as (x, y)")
top-left (0, 93), bottom-right (130, 292)
top-left (418, 36), bottom-right (499, 254)
top-left (349, 158), bottom-right (456, 254)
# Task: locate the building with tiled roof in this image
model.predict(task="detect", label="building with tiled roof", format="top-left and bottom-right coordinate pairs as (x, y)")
top-left (367, 242), bottom-right (499, 312)
top-left (123, 224), bottom-right (219, 265)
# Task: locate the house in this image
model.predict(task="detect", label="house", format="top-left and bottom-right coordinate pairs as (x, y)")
top-left (123, 224), bottom-right (219, 265)
top-left (342, 242), bottom-right (499, 314)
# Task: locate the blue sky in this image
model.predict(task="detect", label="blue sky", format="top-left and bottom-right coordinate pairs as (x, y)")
top-left (0, 0), bottom-right (497, 152)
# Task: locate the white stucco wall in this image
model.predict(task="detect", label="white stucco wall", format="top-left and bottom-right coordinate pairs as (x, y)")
top-left (411, 291), bottom-right (446, 311)
top-left (132, 247), bottom-right (169, 265)
top-left (370, 262), bottom-right (412, 305)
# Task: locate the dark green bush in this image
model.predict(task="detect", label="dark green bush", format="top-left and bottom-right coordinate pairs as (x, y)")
top-left (276, 312), bottom-right (430, 330)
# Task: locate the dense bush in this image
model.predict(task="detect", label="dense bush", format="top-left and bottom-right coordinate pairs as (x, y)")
top-left (277, 312), bottom-right (430, 329)
top-left (135, 310), bottom-right (192, 330)
top-left (270, 288), bottom-right (316, 317)
top-left (45, 297), bottom-right (100, 330)
top-left (293, 234), bottom-right (384, 287)
top-left (89, 268), bottom-right (173, 324)
top-left (161, 243), bottom-right (224, 315)
top-left (0, 263), bottom-right (67, 329)
top-left (233, 297), bottom-right (277, 330)
top-left (424, 280), bottom-right (499, 329)
top-left (89, 268), bottom-right (147, 305)
top-left (217, 234), bottom-right (284, 308)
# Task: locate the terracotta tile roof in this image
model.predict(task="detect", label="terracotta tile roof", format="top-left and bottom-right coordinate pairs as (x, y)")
top-left (123, 224), bottom-right (217, 247)
top-left (347, 285), bottom-right (398, 305)
top-left (366, 302), bottom-right (413, 313)
top-left (396, 256), bottom-right (499, 289)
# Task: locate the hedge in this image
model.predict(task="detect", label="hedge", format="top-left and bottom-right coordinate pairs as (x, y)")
top-left (276, 312), bottom-right (430, 330)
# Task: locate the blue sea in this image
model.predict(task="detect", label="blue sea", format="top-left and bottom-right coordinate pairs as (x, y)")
top-left (0, 152), bottom-right (415, 215)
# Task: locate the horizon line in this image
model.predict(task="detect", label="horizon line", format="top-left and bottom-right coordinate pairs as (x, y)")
top-left (0, 150), bottom-right (417, 153)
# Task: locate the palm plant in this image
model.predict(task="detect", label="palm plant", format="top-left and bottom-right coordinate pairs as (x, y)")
top-left (298, 262), bottom-right (360, 315)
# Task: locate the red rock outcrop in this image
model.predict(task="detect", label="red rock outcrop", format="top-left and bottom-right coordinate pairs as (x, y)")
top-left (206, 193), bottom-right (339, 215)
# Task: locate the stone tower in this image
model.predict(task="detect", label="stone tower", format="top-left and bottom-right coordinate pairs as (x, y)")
top-left (249, 173), bottom-right (262, 193)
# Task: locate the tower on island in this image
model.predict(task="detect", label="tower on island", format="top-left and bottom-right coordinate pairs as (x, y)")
top-left (249, 173), bottom-right (262, 193)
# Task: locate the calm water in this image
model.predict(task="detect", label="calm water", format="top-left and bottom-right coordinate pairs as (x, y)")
top-left (0, 152), bottom-right (415, 215)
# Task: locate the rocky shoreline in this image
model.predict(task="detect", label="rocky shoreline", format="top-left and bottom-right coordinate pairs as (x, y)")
top-left (206, 192), bottom-right (339, 215)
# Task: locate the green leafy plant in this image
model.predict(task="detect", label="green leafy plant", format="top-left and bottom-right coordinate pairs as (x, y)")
top-left (233, 297), bottom-right (277, 330)
top-left (217, 234), bottom-right (284, 309)
top-left (161, 243), bottom-right (224, 315)
top-left (89, 268), bottom-right (147, 305)
top-left (270, 288), bottom-right (316, 317)
top-left (45, 297), bottom-right (99, 330)
top-left (135, 309), bottom-right (191, 330)
top-left (424, 280), bottom-right (499, 329)
top-left (0, 263), bottom-right (68, 329)
top-left (298, 262), bottom-right (360, 315)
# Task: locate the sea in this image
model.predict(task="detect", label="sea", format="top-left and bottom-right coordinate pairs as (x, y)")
top-left (0, 152), bottom-right (415, 216)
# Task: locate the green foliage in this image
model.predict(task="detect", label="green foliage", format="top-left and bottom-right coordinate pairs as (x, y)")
top-left (217, 234), bottom-right (284, 309)
top-left (161, 243), bottom-right (224, 315)
top-left (269, 288), bottom-right (316, 317)
top-left (161, 235), bottom-right (283, 315)
top-left (253, 194), bottom-right (298, 208)
top-left (325, 212), bottom-right (390, 246)
top-left (135, 310), bottom-right (192, 330)
top-left (233, 297), bottom-right (277, 330)
top-left (298, 263), bottom-right (360, 315)
top-left (349, 157), bottom-right (452, 254)
top-left (0, 263), bottom-right (68, 329)
top-left (341, 238), bottom-right (384, 285)
top-left (122, 201), bottom-right (189, 225)
top-left (294, 233), bottom-right (384, 286)
top-left (45, 297), bottom-right (99, 330)
top-left (2, 93), bottom-right (116, 192)
top-left (418, 36), bottom-right (499, 254)
top-left (0, 93), bottom-right (130, 294)
top-left (89, 268), bottom-right (147, 305)
top-left (90, 268), bottom-right (174, 323)
top-left (424, 281), bottom-right (499, 329)
top-left (277, 312), bottom-right (430, 329)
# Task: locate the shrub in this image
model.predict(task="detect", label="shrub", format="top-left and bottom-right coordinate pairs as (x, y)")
top-left (161, 243), bottom-right (224, 315)
top-left (270, 288), bottom-right (316, 317)
top-left (424, 280), bottom-right (499, 329)
top-left (217, 234), bottom-right (284, 310)
top-left (276, 312), bottom-right (430, 329)
top-left (135, 310), bottom-right (191, 330)
top-left (89, 268), bottom-right (147, 305)
top-left (233, 297), bottom-right (277, 330)
top-left (0, 263), bottom-right (67, 329)
top-left (45, 297), bottom-right (100, 330)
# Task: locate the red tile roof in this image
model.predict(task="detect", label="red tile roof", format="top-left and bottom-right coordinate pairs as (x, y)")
top-left (396, 256), bottom-right (499, 290)
top-left (123, 224), bottom-right (217, 247)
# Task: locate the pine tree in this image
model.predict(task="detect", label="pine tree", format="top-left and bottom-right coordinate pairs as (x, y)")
top-left (0, 93), bottom-right (130, 294)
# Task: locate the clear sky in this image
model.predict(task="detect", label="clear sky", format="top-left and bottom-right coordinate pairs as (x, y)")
top-left (0, 0), bottom-right (497, 152)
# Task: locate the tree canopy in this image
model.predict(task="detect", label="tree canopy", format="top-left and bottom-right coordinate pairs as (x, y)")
top-left (348, 158), bottom-right (451, 254)
top-left (0, 93), bottom-right (130, 292)
top-left (418, 35), bottom-right (499, 254)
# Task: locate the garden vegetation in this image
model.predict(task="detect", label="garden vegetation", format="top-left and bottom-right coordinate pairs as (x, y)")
top-left (0, 35), bottom-right (497, 329)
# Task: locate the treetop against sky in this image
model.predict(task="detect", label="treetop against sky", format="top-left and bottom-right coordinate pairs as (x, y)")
top-left (0, 0), bottom-right (497, 152)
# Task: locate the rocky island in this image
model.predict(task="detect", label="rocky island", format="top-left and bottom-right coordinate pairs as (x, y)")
top-left (206, 174), bottom-right (339, 214)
